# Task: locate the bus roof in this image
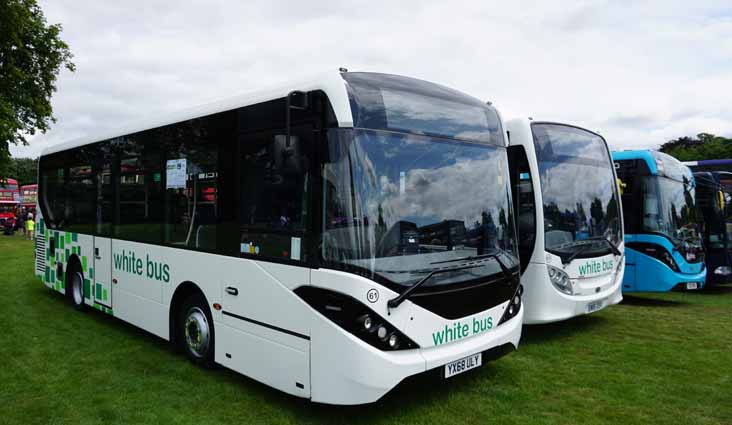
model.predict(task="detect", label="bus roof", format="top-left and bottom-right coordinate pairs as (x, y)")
top-left (682, 158), bottom-right (732, 167)
top-left (612, 150), bottom-right (659, 174)
top-left (612, 149), bottom-right (693, 184)
top-left (20, 184), bottom-right (37, 189)
top-left (41, 70), bottom-right (355, 157)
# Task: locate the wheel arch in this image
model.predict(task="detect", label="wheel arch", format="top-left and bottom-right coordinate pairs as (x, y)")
top-left (65, 254), bottom-right (83, 295)
top-left (169, 281), bottom-right (210, 345)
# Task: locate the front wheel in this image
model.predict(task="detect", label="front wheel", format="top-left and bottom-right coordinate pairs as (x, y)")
top-left (178, 293), bottom-right (215, 368)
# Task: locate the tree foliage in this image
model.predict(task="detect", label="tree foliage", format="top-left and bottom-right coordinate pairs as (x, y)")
top-left (660, 133), bottom-right (732, 161)
top-left (6, 156), bottom-right (37, 184)
top-left (0, 0), bottom-right (74, 175)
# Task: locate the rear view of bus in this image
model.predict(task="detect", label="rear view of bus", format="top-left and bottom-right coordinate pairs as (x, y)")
top-left (612, 150), bottom-right (706, 292)
top-left (0, 178), bottom-right (20, 227)
top-left (21, 184), bottom-right (38, 214)
top-left (506, 119), bottom-right (624, 324)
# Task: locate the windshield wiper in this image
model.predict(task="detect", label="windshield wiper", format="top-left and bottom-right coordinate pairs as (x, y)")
top-left (430, 253), bottom-right (500, 265)
top-left (430, 251), bottom-right (517, 284)
top-left (562, 236), bottom-right (621, 265)
top-left (593, 236), bottom-right (622, 256)
top-left (387, 264), bottom-right (482, 310)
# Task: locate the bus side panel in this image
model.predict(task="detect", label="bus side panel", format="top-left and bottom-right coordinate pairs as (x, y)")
top-left (111, 240), bottom-right (168, 339)
top-left (215, 258), bottom-right (312, 398)
top-left (622, 246), bottom-right (637, 292)
top-left (107, 241), bottom-right (314, 398)
top-left (36, 225), bottom-right (97, 303)
top-left (216, 323), bottom-right (310, 398)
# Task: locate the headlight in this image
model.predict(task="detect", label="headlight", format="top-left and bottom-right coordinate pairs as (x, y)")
top-left (627, 243), bottom-right (679, 272)
top-left (547, 265), bottom-right (573, 295)
top-left (295, 286), bottom-right (418, 351)
top-left (498, 284), bottom-right (523, 325)
top-left (714, 266), bottom-right (732, 276)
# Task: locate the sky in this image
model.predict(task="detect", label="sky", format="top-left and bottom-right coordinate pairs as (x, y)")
top-left (10, 0), bottom-right (732, 158)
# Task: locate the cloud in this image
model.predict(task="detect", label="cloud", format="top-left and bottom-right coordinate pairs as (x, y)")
top-left (9, 0), bottom-right (732, 160)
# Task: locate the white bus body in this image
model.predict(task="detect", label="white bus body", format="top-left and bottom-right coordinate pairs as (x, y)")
top-left (34, 71), bottom-right (523, 405)
top-left (506, 118), bottom-right (624, 324)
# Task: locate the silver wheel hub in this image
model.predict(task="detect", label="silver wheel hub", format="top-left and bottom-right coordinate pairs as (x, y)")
top-left (72, 272), bottom-right (84, 306)
top-left (184, 307), bottom-right (210, 358)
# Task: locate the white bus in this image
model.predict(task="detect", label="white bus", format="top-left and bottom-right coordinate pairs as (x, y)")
top-left (34, 71), bottom-right (523, 405)
top-left (505, 119), bottom-right (624, 324)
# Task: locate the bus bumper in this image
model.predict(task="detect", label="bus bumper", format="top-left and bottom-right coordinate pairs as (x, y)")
top-left (309, 306), bottom-right (522, 405)
top-left (623, 256), bottom-right (706, 292)
top-left (522, 260), bottom-right (624, 325)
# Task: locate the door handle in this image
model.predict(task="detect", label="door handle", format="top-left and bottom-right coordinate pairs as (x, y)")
top-left (95, 248), bottom-right (101, 259)
top-left (225, 287), bottom-right (238, 296)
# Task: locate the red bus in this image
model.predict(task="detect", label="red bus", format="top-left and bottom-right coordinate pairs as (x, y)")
top-left (0, 178), bottom-right (20, 227)
top-left (20, 184), bottom-right (38, 213)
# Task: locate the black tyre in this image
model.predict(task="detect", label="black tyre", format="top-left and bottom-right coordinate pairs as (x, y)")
top-left (66, 266), bottom-right (86, 311)
top-left (177, 293), bottom-right (216, 368)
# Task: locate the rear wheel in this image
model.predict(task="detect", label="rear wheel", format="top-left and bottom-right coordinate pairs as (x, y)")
top-left (67, 268), bottom-right (86, 311)
top-left (178, 293), bottom-right (215, 368)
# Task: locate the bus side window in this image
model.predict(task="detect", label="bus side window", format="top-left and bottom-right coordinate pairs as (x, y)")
top-left (40, 162), bottom-right (66, 230)
top-left (238, 97), bottom-right (314, 262)
top-left (507, 145), bottom-right (536, 272)
top-left (114, 135), bottom-right (164, 244)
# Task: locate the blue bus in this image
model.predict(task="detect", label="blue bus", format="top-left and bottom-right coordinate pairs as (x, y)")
top-left (612, 150), bottom-right (706, 292)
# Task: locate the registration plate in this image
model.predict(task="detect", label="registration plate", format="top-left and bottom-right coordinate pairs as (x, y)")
top-left (445, 353), bottom-right (482, 379)
top-left (686, 282), bottom-right (699, 290)
top-left (587, 299), bottom-right (605, 313)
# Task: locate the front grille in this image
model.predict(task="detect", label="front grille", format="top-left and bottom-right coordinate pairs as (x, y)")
top-left (35, 234), bottom-right (46, 274)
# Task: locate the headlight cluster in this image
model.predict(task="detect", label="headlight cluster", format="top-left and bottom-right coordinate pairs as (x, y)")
top-left (498, 284), bottom-right (523, 325)
top-left (548, 265), bottom-right (573, 295)
top-left (714, 266), bottom-right (732, 276)
top-left (295, 286), bottom-right (418, 351)
top-left (628, 243), bottom-right (680, 272)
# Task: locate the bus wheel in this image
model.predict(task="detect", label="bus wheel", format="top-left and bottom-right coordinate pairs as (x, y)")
top-left (68, 270), bottom-right (86, 311)
top-left (178, 293), bottom-right (215, 368)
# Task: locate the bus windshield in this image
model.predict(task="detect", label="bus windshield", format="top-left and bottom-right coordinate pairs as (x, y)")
top-left (532, 123), bottom-right (621, 258)
top-left (321, 128), bottom-right (517, 289)
top-left (642, 175), bottom-right (702, 249)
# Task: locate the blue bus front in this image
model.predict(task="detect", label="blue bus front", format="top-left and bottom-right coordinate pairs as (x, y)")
top-left (612, 150), bottom-right (706, 292)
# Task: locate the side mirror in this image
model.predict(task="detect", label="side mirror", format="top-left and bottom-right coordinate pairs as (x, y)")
top-left (288, 91), bottom-right (309, 110)
top-left (285, 90), bottom-right (309, 148)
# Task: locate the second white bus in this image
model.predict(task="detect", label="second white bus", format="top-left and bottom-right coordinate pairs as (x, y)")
top-left (506, 119), bottom-right (624, 324)
top-left (34, 71), bottom-right (523, 405)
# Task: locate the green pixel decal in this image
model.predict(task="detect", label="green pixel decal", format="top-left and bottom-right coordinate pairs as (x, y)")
top-left (37, 226), bottom-right (113, 317)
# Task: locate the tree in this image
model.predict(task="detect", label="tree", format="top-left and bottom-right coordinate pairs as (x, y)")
top-left (660, 133), bottom-right (732, 161)
top-left (0, 0), bottom-right (75, 176)
top-left (8, 156), bottom-right (37, 184)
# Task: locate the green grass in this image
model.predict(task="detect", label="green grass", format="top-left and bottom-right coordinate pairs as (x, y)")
top-left (1, 233), bottom-right (731, 425)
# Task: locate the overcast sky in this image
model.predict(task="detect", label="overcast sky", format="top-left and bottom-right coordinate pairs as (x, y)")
top-left (10, 0), bottom-right (732, 158)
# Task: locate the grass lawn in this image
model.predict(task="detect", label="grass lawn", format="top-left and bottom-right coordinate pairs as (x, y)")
top-left (1, 232), bottom-right (731, 425)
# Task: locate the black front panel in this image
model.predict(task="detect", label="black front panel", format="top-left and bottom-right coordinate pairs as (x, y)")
top-left (614, 159), bottom-right (652, 235)
top-left (408, 273), bottom-right (518, 320)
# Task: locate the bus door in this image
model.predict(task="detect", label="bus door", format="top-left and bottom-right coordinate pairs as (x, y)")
top-left (93, 237), bottom-right (113, 308)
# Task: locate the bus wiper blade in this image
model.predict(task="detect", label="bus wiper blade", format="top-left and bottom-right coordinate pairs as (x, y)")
top-left (586, 236), bottom-right (622, 256)
top-left (430, 253), bottom-right (498, 265)
top-left (562, 243), bottom-right (593, 265)
top-left (431, 251), bottom-right (518, 285)
top-left (563, 237), bottom-right (621, 265)
top-left (387, 264), bottom-right (482, 310)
